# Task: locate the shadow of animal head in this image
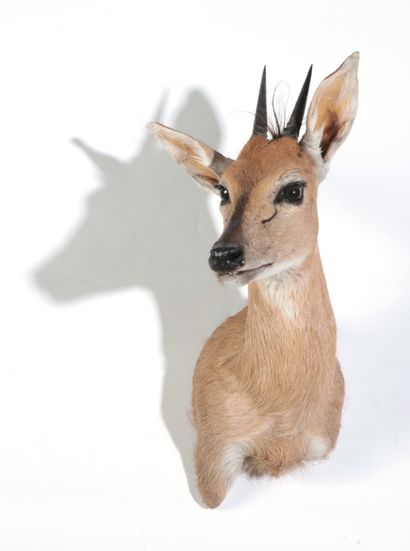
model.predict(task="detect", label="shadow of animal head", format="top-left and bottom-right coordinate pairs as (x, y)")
top-left (35, 90), bottom-right (243, 333)
top-left (34, 91), bottom-right (245, 503)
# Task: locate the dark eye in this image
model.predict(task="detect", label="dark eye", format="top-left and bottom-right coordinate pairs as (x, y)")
top-left (276, 182), bottom-right (305, 205)
top-left (217, 185), bottom-right (230, 206)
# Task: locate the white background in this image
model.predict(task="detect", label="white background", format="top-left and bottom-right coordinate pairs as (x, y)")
top-left (1, 1), bottom-right (409, 549)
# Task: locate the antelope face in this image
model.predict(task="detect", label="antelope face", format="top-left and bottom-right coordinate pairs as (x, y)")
top-left (148, 53), bottom-right (359, 287)
top-left (209, 136), bottom-right (319, 285)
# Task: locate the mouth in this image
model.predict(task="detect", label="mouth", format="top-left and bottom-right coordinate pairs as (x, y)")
top-left (219, 262), bottom-right (273, 277)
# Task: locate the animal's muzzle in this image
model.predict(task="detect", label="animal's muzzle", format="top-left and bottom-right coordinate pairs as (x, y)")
top-left (209, 242), bottom-right (245, 273)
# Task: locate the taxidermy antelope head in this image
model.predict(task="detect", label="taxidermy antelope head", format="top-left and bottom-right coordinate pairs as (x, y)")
top-left (148, 52), bottom-right (359, 508)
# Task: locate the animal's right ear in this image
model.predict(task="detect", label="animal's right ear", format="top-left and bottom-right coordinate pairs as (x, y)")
top-left (147, 122), bottom-right (232, 192)
top-left (301, 52), bottom-right (359, 164)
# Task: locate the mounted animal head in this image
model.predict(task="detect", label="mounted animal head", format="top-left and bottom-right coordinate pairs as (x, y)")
top-left (148, 53), bottom-right (359, 286)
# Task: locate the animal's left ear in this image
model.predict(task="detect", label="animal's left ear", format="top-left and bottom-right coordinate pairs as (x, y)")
top-left (301, 52), bottom-right (359, 163)
top-left (147, 122), bottom-right (231, 192)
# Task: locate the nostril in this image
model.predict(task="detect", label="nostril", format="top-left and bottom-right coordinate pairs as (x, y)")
top-left (229, 247), bottom-right (244, 261)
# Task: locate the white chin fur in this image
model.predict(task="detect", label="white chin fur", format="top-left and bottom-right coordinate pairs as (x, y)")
top-left (216, 256), bottom-right (306, 287)
top-left (217, 272), bottom-right (247, 287)
top-left (251, 256), bottom-right (306, 282)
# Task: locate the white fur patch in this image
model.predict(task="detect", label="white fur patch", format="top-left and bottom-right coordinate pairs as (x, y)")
top-left (258, 256), bottom-right (306, 320)
top-left (300, 136), bottom-right (328, 182)
top-left (305, 434), bottom-right (330, 461)
top-left (221, 442), bottom-right (248, 480)
top-left (257, 255), bottom-right (306, 280)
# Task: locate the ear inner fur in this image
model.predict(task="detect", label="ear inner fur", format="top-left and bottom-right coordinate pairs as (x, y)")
top-left (146, 122), bottom-right (230, 190)
top-left (301, 52), bottom-right (359, 163)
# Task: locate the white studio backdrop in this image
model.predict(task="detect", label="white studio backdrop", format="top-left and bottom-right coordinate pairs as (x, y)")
top-left (0, 1), bottom-right (409, 550)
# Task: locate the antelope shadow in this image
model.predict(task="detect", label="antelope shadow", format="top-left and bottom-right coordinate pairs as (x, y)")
top-left (34, 91), bottom-right (245, 501)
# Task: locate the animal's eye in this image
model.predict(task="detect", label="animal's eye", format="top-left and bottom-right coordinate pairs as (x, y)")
top-left (217, 185), bottom-right (230, 206)
top-left (276, 182), bottom-right (305, 205)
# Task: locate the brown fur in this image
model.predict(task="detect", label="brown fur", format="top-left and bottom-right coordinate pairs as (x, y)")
top-left (148, 53), bottom-right (359, 508)
top-left (192, 246), bottom-right (344, 507)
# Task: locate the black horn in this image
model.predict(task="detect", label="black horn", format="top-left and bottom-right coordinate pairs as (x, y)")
top-left (283, 65), bottom-right (313, 139)
top-left (252, 66), bottom-right (267, 137)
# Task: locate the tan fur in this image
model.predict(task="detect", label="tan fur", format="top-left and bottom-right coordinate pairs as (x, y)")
top-left (148, 53), bottom-right (359, 508)
top-left (192, 247), bottom-right (344, 507)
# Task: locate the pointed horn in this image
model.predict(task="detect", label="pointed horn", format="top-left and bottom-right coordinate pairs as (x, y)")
top-left (283, 65), bottom-right (313, 138)
top-left (252, 66), bottom-right (267, 137)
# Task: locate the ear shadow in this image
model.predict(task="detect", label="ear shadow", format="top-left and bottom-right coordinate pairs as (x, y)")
top-left (33, 90), bottom-right (245, 503)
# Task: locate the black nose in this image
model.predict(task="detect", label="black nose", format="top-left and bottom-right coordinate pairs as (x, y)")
top-left (209, 242), bottom-right (245, 272)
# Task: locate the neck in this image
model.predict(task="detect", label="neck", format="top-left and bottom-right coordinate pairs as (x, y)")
top-left (248, 245), bottom-right (333, 323)
top-left (240, 245), bottom-right (336, 403)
